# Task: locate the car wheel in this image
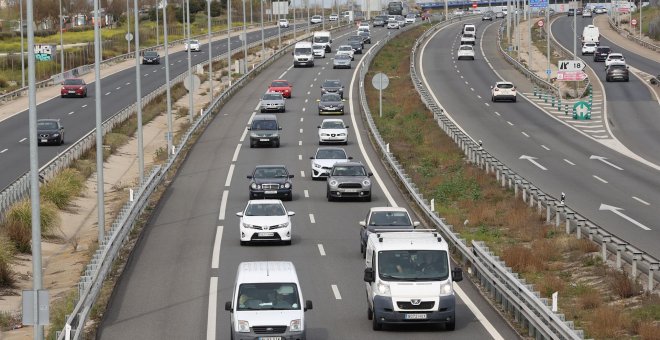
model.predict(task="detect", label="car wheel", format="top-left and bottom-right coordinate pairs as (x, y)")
top-left (61, 95), bottom-right (65, 98)
top-left (260, 109), bottom-right (265, 113)
top-left (286, 193), bottom-right (293, 201)
top-left (60, 136), bottom-right (64, 145)
top-left (606, 76), bottom-right (611, 82)
top-left (372, 313), bottom-right (382, 330)
top-left (364, 194), bottom-right (371, 202)
top-left (250, 141), bottom-right (255, 148)
top-left (491, 96), bottom-right (495, 102)
top-left (625, 77), bottom-right (629, 82)
top-left (275, 140), bottom-right (280, 148)
top-left (333, 66), bottom-right (336, 69)
top-left (512, 97), bottom-right (517, 102)
top-left (367, 307), bottom-right (373, 320)
top-left (282, 107), bottom-right (286, 113)
top-left (326, 190), bottom-right (333, 202)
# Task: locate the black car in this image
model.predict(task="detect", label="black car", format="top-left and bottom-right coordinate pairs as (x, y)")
top-left (347, 35), bottom-right (365, 48)
top-left (358, 31), bottom-right (371, 44)
top-left (37, 119), bottom-right (64, 145)
top-left (593, 46), bottom-right (611, 62)
top-left (482, 13), bottom-right (493, 21)
top-left (567, 8), bottom-right (575, 16)
top-left (347, 40), bottom-right (363, 54)
top-left (606, 64), bottom-right (629, 82)
top-left (247, 165), bottom-right (294, 200)
top-left (321, 79), bottom-right (344, 98)
top-left (373, 16), bottom-right (387, 27)
top-left (142, 51), bottom-right (160, 64)
top-left (317, 93), bottom-right (345, 115)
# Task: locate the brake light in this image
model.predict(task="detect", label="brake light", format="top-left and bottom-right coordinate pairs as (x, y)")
top-left (512, 87), bottom-right (516, 91)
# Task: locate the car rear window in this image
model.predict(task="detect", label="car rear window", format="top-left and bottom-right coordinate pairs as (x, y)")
top-left (271, 81), bottom-right (289, 87)
top-left (497, 83), bottom-right (515, 89)
top-left (460, 46), bottom-right (473, 50)
top-left (597, 47), bottom-right (610, 53)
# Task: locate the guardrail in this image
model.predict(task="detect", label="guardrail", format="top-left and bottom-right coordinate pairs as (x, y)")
top-left (607, 17), bottom-right (660, 52)
top-left (54, 22), bottom-right (352, 340)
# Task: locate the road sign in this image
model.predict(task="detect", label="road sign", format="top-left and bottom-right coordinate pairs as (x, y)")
top-left (372, 73), bottom-right (389, 90)
top-left (538, 20), bottom-right (544, 27)
top-left (125, 32), bottom-right (134, 42)
top-left (530, 0), bottom-right (548, 8)
top-left (558, 60), bottom-right (585, 71)
top-left (631, 19), bottom-right (638, 27)
top-left (557, 70), bottom-right (588, 81)
top-left (546, 69), bottom-right (552, 75)
top-left (184, 75), bottom-right (201, 92)
top-left (572, 101), bottom-right (591, 120)
top-left (472, 3), bottom-right (477, 8)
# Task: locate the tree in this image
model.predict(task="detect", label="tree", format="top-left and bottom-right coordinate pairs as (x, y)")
top-left (210, 0), bottom-right (224, 17)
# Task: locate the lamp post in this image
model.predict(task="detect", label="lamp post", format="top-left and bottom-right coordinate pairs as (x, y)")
top-left (59, 0), bottom-right (64, 75)
top-left (227, 0), bottom-right (232, 85)
top-left (127, 0), bottom-right (131, 54)
top-left (243, 0), bottom-right (248, 73)
top-left (186, 0), bottom-right (193, 123)
top-left (134, 0), bottom-right (145, 184)
top-left (208, 0), bottom-right (213, 102)
top-left (156, 0), bottom-right (159, 45)
top-left (93, 0), bottom-right (106, 243)
top-left (163, 0), bottom-right (173, 155)
top-left (261, 0), bottom-right (265, 61)
top-left (19, 0), bottom-right (25, 87)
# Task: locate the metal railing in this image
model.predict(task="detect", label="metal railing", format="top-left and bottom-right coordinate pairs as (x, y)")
top-left (607, 17), bottom-right (660, 52)
top-left (54, 22), bottom-right (352, 340)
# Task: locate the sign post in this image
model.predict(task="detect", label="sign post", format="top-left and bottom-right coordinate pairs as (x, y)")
top-left (372, 73), bottom-right (390, 118)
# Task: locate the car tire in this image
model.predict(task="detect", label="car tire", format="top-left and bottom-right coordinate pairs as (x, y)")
top-left (367, 307), bottom-right (373, 320)
top-left (326, 191), bottom-right (333, 202)
top-left (491, 96), bottom-right (496, 102)
top-left (606, 76), bottom-right (611, 82)
top-left (372, 313), bottom-right (382, 330)
top-left (625, 77), bottom-right (629, 82)
top-left (260, 109), bottom-right (265, 113)
top-left (60, 136), bottom-right (64, 145)
top-left (364, 194), bottom-right (371, 202)
top-left (333, 66), bottom-right (336, 69)
top-left (250, 141), bottom-right (255, 148)
top-left (512, 97), bottom-right (517, 103)
top-left (286, 193), bottom-right (293, 201)
top-left (61, 95), bottom-right (65, 98)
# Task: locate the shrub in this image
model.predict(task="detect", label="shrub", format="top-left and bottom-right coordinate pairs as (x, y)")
top-left (537, 274), bottom-right (565, 298)
top-left (3, 199), bottom-right (60, 251)
top-left (104, 133), bottom-right (129, 153)
top-left (0, 235), bottom-right (16, 288)
top-left (636, 320), bottom-right (660, 340)
top-left (609, 270), bottom-right (641, 299)
top-left (501, 245), bottom-right (543, 273)
top-left (41, 169), bottom-right (85, 209)
top-left (72, 158), bottom-right (96, 178)
top-left (587, 307), bottom-right (629, 339)
top-left (576, 288), bottom-right (602, 310)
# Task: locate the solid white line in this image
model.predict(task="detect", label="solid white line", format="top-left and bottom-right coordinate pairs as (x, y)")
top-left (300, 170), bottom-right (305, 178)
top-left (232, 144), bottom-right (242, 162)
top-left (19, 138), bottom-right (26, 143)
top-left (248, 111), bottom-right (256, 124)
top-left (67, 111), bottom-right (74, 115)
top-left (304, 190), bottom-right (309, 198)
top-left (507, 121), bottom-right (514, 126)
top-left (331, 285), bottom-right (342, 300)
top-left (278, 70), bottom-right (288, 78)
top-left (521, 132), bottom-right (530, 138)
top-left (218, 190), bottom-right (229, 220)
top-left (298, 140), bottom-right (302, 146)
top-left (564, 159), bottom-right (576, 165)
top-left (632, 197), bottom-right (650, 206)
top-left (254, 103), bottom-right (261, 111)
top-left (240, 128), bottom-right (248, 142)
top-left (206, 277), bottom-right (218, 340)
top-left (541, 145), bottom-right (550, 151)
top-left (593, 175), bottom-right (608, 184)
top-left (225, 164), bottom-right (235, 187)
top-left (309, 214), bottom-right (316, 224)
top-left (318, 244), bottom-right (326, 256)
top-left (211, 226), bottom-right (223, 269)
top-left (0, 149), bottom-right (7, 154)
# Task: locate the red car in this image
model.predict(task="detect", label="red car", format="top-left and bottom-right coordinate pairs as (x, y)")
top-left (61, 78), bottom-right (87, 98)
top-left (268, 79), bottom-right (292, 98)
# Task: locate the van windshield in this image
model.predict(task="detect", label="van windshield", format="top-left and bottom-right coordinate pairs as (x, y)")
top-left (295, 48), bottom-right (312, 55)
top-left (237, 283), bottom-right (301, 311)
top-left (313, 36), bottom-right (329, 43)
top-left (252, 119), bottom-right (278, 130)
top-left (378, 250), bottom-right (449, 281)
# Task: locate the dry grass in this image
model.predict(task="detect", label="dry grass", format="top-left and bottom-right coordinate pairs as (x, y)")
top-left (2, 199), bottom-right (60, 252)
top-left (576, 287), bottom-right (602, 310)
top-left (608, 269), bottom-right (641, 299)
top-left (586, 306), bottom-right (630, 339)
top-left (0, 234), bottom-right (16, 288)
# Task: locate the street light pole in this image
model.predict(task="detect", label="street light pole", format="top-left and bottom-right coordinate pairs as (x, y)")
top-left (93, 0), bottom-right (106, 243)
top-left (59, 0), bottom-right (64, 75)
top-left (293, 0), bottom-right (296, 39)
top-left (261, 0), bottom-right (265, 60)
top-left (156, 0), bottom-right (159, 45)
top-left (127, 0), bottom-right (131, 54)
top-left (208, 0), bottom-right (213, 102)
top-left (163, 0), bottom-right (173, 155)
top-left (306, 0), bottom-right (310, 34)
top-left (243, 0), bottom-right (248, 73)
top-left (134, 0), bottom-right (145, 184)
top-left (227, 0), bottom-right (232, 85)
top-left (19, 0), bottom-right (25, 88)
top-left (186, 0), bottom-right (194, 123)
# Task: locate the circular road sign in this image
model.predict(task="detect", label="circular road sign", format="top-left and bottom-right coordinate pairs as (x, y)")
top-left (631, 19), bottom-right (638, 26)
top-left (125, 32), bottom-right (134, 42)
top-left (538, 20), bottom-right (544, 27)
top-left (184, 75), bottom-right (201, 92)
top-left (372, 73), bottom-right (389, 90)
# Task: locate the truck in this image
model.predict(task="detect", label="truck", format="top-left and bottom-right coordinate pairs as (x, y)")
top-left (363, 231), bottom-right (463, 331)
top-left (387, 1), bottom-right (409, 16)
top-left (581, 24), bottom-right (600, 45)
top-left (292, 41), bottom-right (314, 67)
top-left (312, 31), bottom-right (332, 52)
top-left (342, 10), bottom-right (354, 22)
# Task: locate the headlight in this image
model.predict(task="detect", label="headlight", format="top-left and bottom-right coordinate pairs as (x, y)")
top-left (338, 104), bottom-right (344, 109)
top-left (237, 320), bottom-right (250, 333)
top-left (283, 182), bottom-right (291, 189)
top-left (376, 282), bottom-right (391, 296)
top-left (329, 180), bottom-right (338, 187)
top-left (337, 133), bottom-right (346, 136)
top-left (79, 86), bottom-right (84, 90)
top-left (362, 179), bottom-right (371, 186)
top-left (242, 222), bottom-right (258, 229)
top-left (440, 282), bottom-right (453, 295)
top-left (290, 319), bottom-right (302, 332)
top-left (274, 222), bottom-right (289, 229)
top-left (250, 183), bottom-right (260, 189)
top-left (320, 133), bottom-right (329, 137)
top-left (52, 133), bottom-right (60, 137)
top-left (313, 163), bottom-right (322, 169)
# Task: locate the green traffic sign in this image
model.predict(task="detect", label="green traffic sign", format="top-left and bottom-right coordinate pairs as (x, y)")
top-left (572, 101), bottom-right (591, 120)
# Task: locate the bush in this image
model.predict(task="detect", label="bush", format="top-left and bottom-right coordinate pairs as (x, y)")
top-left (41, 169), bottom-right (85, 209)
top-left (3, 199), bottom-right (60, 251)
top-left (0, 235), bottom-right (16, 288)
top-left (587, 307), bottom-right (629, 338)
top-left (576, 288), bottom-right (602, 310)
top-left (72, 158), bottom-right (96, 178)
top-left (104, 133), bottom-right (129, 153)
top-left (609, 270), bottom-right (641, 299)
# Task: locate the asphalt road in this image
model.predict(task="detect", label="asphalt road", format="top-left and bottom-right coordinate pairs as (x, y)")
top-left (551, 15), bottom-right (660, 165)
top-left (418, 19), bottom-right (660, 258)
top-left (97, 24), bottom-right (519, 339)
top-left (0, 23), bottom-right (310, 191)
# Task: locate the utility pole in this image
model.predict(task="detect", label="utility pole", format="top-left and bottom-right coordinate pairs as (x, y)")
top-left (261, 0), bottom-right (265, 60)
top-left (243, 0), bottom-right (248, 73)
top-left (163, 0), bottom-right (173, 155)
top-left (19, 0), bottom-right (25, 87)
top-left (227, 0), bottom-right (232, 85)
top-left (156, 0), bottom-right (159, 45)
top-left (546, 2), bottom-right (550, 82)
top-left (528, 0), bottom-right (532, 71)
top-left (59, 0), bottom-right (64, 75)
top-left (134, 0), bottom-right (145, 184)
top-left (127, 0), bottom-right (131, 54)
top-left (186, 0), bottom-right (194, 123)
top-left (208, 0), bottom-right (213, 102)
top-left (94, 0), bottom-right (106, 244)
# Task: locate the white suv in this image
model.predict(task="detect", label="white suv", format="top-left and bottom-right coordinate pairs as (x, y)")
top-left (581, 42), bottom-right (597, 55)
top-left (605, 53), bottom-right (625, 67)
top-left (278, 19), bottom-right (289, 28)
top-left (491, 81), bottom-right (517, 102)
top-left (457, 45), bottom-right (475, 60)
top-left (310, 147), bottom-right (352, 179)
top-left (460, 33), bottom-right (475, 45)
top-left (336, 45), bottom-right (355, 60)
top-left (236, 200), bottom-right (294, 245)
top-left (184, 39), bottom-right (200, 52)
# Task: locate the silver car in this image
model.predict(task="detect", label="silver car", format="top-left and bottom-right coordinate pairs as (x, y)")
top-left (333, 54), bottom-right (352, 69)
top-left (260, 92), bottom-right (286, 113)
top-left (326, 162), bottom-right (373, 202)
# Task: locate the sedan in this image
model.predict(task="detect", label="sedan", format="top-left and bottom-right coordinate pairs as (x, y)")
top-left (605, 53), bottom-right (625, 67)
top-left (60, 78), bottom-right (87, 98)
top-left (358, 31), bottom-right (371, 44)
top-left (347, 40), bottom-right (363, 54)
top-left (321, 79), bottom-right (344, 98)
top-left (593, 46), bottom-right (611, 61)
top-left (310, 147), bottom-right (352, 179)
top-left (333, 54), bottom-right (352, 69)
top-left (310, 15), bottom-right (323, 24)
top-left (336, 45), bottom-right (355, 60)
top-left (457, 45), bottom-right (475, 60)
top-left (387, 19), bottom-right (400, 29)
top-left (236, 200), bottom-right (294, 245)
top-left (268, 79), bottom-right (292, 98)
top-left (142, 51), bottom-right (160, 64)
top-left (318, 118), bottom-right (349, 144)
top-left (347, 35), bottom-right (365, 49)
top-left (260, 92), bottom-right (286, 113)
top-left (184, 39), bottom-right (200, 52)
top-left (495, 12), bottom-right (505, 18)
top-left (482, 13), bottom-right (493, 21)
top-left (247, 165), bottom-right (294, 201)
top-left (312, 43), bottom-right (326, 58)
top-left (359, 207), bottom-right (420, 256)
top-left (37, 119), bottom-right (64, 145)
top-left (317, 93), bottom-right (345, 115)
top-left (326, 162), bottom-right (373, 202)
top-left (329, 14), bottom-right (339, 21)
top-left (491, 81), bottom-right (517, 102)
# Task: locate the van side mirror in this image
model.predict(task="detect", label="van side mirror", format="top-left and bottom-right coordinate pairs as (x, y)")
top-left (359, 221), bottom-right (366, 227)
top-left (225, 301), bottom-right (232, 312)
top-left (364, 268), bottom-right (375, 282)
top-left (305, 300), bottom-right (313, 311)
top-left (345, 125), bottom-right (350, 128)
top-left (452, 267), bottom-right (463, 282)
top-left (278, 127), bottom-right (282, 130)
top-left (413, 221), bottom-right (420, 227)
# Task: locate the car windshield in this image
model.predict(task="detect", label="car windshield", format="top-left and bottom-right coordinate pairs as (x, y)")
top-left (316, 149), bottom-right (347, 159)
top-left (63, 79), bottom-right (83, 85)
top-left (332, 165), bottom-right (365, 176)
top-left (37, 121), bottom-right (58, 130)
top-left (323, 80), bottom-right (341, 87)
top-left (251, 119), bottom-right (278, 130)
top-left (188, 40), bottom-right (198, 44)
top-left (253, 167), bottom-right (289, 178)
top-left (262, 93), bottom-right (282, 100)
top-left (348, 36), bottom-right (361, 41)
top-left (378, 250), bottom-right (449, 281)
top-left (321, 121), bottom-right (345, 129)
top-left (236, 283), bottom-right (300, 311)
top-left (610, 65), bottom-right (626, 70)
top-left (598, 48), bottom-right (611, 53)
top-left (270, 81), bottom-right (289, 87)
top-left (144, 51), bottom-right (158, 57)
top-left (369, 211), bottom-right (412, 227)
top-left (609, 55), bottom-right (623, 60)
top-left (359, 32), bottom-right (369, 36)
top-left (321, 94), bottom-right (341, 102)
top-left (294, 48), bottom-right (312, 55)
top-left (497, 83), bottom-right (514, 89)
top-left (279, 19), bottom-right (287, 23)
top-left (245, 202), bottom-right (285, 216)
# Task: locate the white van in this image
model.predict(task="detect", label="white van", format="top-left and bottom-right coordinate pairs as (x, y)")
top-left (312, 31), bottom-right (332, 52)
top-left (225, 261), bottom-right (313, 339)
top-left (462, 23), bottom-right (476, 36)
top-left (363, 231), bottom-right (463, 331)
top-left (582, 24), bottom-right (600, 45)
top-left (293, 41), bottom-right (314, 67)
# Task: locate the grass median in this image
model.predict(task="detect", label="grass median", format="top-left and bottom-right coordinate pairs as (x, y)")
top-left (365, 24), bottom-right (659, 339)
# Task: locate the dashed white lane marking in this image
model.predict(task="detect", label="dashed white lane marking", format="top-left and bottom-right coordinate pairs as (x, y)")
top-left (116, 87), bottom-right (121, 90)
top-left (304, 190), bottom-right (309, 198)
top-left (298, 154), bottom-right (302, 160)
top-left (541, 145), bottom-right (550, 151)
top-left (300, 128), bottom-right (303, 133)
top-left (225, 164), bottom-right (235, 187)
top-left (254, 103), bottom-right (261, 111)
top-left (632, 196), bottom-right (650, 206)
top-left (218, 190), bottom-right (229, 220)
top-left (494, 111), bottom-right (500, 116)
top-left (300, 117), bottom-right (304, 122)
top-left (211, 226), bottom-right (223, 269)
top-left (331, 285), bottom-right (342, 299)
top-left (309, 214), bottom-right (316, 224)
top-left (0, 149), bottom-right (7, 154)
top-left (144, 74), bottom-right (149, 77)
top-left (206, 277), bottom-right (218, 340)
top-left (593, 175), bottom-right (608, 184)
top-left (484, 103), bottom-right (490, 106)
top-left (126, 82), bottom-right (131, 85)
top-left (232, 144), bottom-right (242, 162)
top-left (564, 159), bottom-right (576, 165)
top-left (302, 107), bottom-right (306, 112)
top-left (310, 84), bottom-right (314, 88)
top-left (248, 111), bottom-right (256, 124)
top-left (307, 91), bottom-right (311, 95)
top-left (305, 99), bottom-right (309, 103)
top-left (318, 244), bottom-right (326, 256)
top-left (521, 132), bottom-right (530, 138)
top-left (19, 138), bottom-right (26, 143)
top-left (300, 170), bottom-right (305, 177)
top-left (470, 87), bottom-right (474, 91)
top-left (105, 92), bottom-right (111, 95)
top-left (507, 121), bottom-right (514, 126)
top-left (314, 78), bottom-right (317, 82)
top-left (278, 70), bottom-right (287, 78)
top-left (67, 111), bottom-right (74, 115)
top-left (318, 71), bottom-right (322, 75)
top-left (240, 128), bottom-right (248, 142)
top-left (298, 141), bottom-right (302, 146)
top-left (477, 95), bottom-right (481, 99)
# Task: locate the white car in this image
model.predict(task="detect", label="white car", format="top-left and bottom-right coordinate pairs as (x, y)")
top-left (581, 42), bottom-right (597, 55)
top-left (336, 45), bottom-right (355, 60)
top-left (310, 147), bottom-right (352, 179)
top-left (318, 118), bottom-right (349, 145)
top-left (491, 81), bottom-right (517, 102)
top-left (605, 53), bottom-right (625, 67)
top-left (310, 15), bottom-right (323, 24)
top-left (184, 39), bottom-right (200, 52)
top-left (387, 19), bottom-right (400, 29)
top-left (236, 199), bottom-right (294, 245)
top-left (358, 22), bottom-right (370, 30)
top-left (582, 9), bottom-right (592, 17)
top-left (460, 33), bottom-right (476, 45)
top-left (457, 45), bottom-right (475, 60)
top-left (405, 14), bottom-right (416, 23)
top-left (329, 14), bottom-right (339, 21)
top-left (312, 43), bottom-right (326, 58)
top-left (278, 19), bottom-right (289, 28)
top-left (454, 9), bottom-right (465, 16)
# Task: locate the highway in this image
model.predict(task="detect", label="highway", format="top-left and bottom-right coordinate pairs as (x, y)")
top-left (417, 19), bottom-right (660, 259)
top-left (551, 15), bottom-right (660, 165)
top-left (0, 23), bottom-right (308, 192)
top-left (96, 24), bottom-right (518, 339)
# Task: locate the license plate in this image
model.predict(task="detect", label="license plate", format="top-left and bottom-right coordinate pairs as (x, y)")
top-left (259, 337), bottom-right (282, 340)
top-left (68, 91), bottom-right (75, 94)
top-left (259, 138), bottom-right (269, 142)
top-left (265, 190), bottom-right (277, 195)
top-left (343, 189), bottom-right (360, 193)
top-left (41, 139), bottom-right (48, 143)
top-left (259, 232), bottom-right (275, 237)
top-left (405, 313), bottom-right (427, 320)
